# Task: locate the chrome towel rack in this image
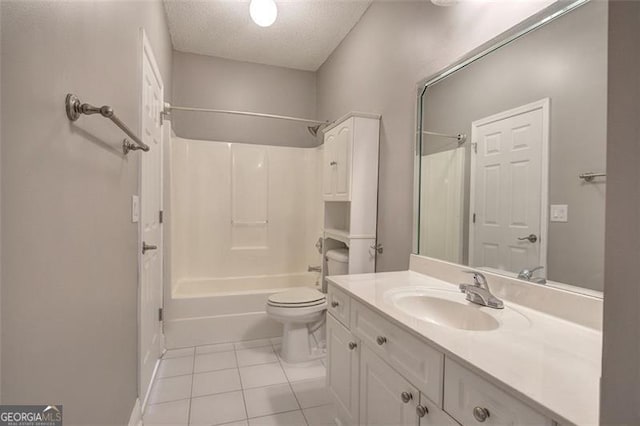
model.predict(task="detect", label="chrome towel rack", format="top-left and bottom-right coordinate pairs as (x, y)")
top-left (65, 93), bottom-right (150, 154)
top-left (579, 172), bottom-right (606, 182)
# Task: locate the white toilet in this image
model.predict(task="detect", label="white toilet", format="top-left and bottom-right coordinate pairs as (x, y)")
top-left (266, 248), bottom-right (349, 363)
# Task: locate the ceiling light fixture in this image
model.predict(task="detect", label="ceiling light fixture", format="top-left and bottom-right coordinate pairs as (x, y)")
top-left (250, 0), bottom-right (278, 27)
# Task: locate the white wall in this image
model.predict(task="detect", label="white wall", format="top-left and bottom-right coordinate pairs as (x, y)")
top-left (316, 0), bottom-right (553, 271)
top-left (170, 137), bottom-right (322, 287)
top-left (0, 1), bottom-right (172, 423)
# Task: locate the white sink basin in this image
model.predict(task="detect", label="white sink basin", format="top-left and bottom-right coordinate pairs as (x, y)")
top-left (384, 287), bottom-right (529, 331)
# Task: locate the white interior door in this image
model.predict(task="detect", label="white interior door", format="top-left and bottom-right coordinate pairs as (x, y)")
top-left (139, 30), bottom-right (164, 406)
top-left (470, 99), bottom-right (549, 274)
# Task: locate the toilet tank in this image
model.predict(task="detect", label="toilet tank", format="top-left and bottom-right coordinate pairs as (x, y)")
top-left (326, 248), bottom-right (349, 276)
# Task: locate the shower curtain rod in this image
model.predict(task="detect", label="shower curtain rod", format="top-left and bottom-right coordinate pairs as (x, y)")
top-left (163, 103), bottom-right (327, 125)
top-left (423, 130), bottom-right (467, 144)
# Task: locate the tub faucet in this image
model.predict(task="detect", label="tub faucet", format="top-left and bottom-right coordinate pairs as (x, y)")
top-left (459, 271), bottom-right (504, 309)
top-left (518, 266), bottom-right (547, 284)
top-left (308, 265), bottom-right (322, 273)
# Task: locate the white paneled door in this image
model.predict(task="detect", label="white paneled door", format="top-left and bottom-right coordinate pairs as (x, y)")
top-left (470, 99), bottom-right (549, 274)
top-left (139, 30), bottom-right (164, 406)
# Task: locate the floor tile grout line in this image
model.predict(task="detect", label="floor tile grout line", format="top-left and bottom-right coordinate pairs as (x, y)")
top-left (233, 347), bottom-right (250, 423)
top-left (272, 341), bottom-right (309, 426)
top-left (187, 347), bottom-right (197, 426)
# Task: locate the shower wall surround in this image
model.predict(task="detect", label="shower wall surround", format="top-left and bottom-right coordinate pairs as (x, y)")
top-left (170, 137), bottom-right (322, 288)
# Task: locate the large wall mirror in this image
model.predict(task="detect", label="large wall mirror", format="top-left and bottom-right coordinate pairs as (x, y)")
top-left (415, 0), bottom-right (606, 296)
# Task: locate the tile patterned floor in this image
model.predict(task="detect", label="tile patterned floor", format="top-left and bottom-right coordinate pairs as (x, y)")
top-left (143, 338), bottom-right (335, 426)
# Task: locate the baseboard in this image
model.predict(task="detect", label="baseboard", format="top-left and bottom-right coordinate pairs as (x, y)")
top-left (128, 398), bottom-right (142, 426)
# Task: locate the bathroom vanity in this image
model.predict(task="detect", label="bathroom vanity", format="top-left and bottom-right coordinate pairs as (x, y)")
top-left (325, 256), bottom-right (601, 426)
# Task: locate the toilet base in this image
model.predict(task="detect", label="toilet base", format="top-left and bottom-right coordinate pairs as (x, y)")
top-left (279, 322), bottom-right (325, 363)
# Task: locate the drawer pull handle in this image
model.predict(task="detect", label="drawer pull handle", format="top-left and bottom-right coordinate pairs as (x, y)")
top-left (473, 406), bottom-right (490, 422)
top-left (400, 392), bottom-right (413, 403)
top-left (376, 336), bottom-right (387, 345)
top-left (416, 404), bottom-right (429, 418)
top-left (348, 341), bottom-right (357, 350)
top-left (331, 301), bottom-right (339, 308)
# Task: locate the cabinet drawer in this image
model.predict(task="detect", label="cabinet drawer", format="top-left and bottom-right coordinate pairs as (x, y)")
top-left (351, 300), bottom-right (444, 405)
top-left (328, 284), bottom-right (351, 328)
top-left (444, 358), bottom-right (553, 426)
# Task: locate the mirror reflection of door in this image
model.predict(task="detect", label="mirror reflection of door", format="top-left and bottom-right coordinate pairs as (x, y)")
top-left (469, 99), bottom-right (549, 274)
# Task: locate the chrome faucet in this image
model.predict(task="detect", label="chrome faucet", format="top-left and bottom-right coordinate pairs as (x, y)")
top-left (517, 266), bottom-right (547, 285)
top-left (459, 271), bottom-right (504, 309)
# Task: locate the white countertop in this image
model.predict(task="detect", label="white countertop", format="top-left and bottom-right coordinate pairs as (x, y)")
top-left (327, 270), bottom-right (602, 426)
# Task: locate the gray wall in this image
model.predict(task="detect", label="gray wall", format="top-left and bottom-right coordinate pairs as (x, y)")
top-left (600, 0), bottom-right (640, 423)
top-left (1, 1), bottom-right (172, 424)
top-left (171, 51), bottom-right (318, 147)
top-left (421, 1), bottom-right (607, 290)
top-left (316, 0), bottom-right (552, 272)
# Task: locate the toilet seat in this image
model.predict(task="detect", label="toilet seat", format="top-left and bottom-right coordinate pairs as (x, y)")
top-left (267, 288), bottom-right (326, 308)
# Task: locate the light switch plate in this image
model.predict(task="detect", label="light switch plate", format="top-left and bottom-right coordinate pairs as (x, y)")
top-left (132, 195), bottom-right (140, 223)
top-left (550, 204), bottom-right (568, 222)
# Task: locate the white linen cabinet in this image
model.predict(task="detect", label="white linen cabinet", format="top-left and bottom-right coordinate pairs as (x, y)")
top-left (321, 113), bottom-right (380, 276)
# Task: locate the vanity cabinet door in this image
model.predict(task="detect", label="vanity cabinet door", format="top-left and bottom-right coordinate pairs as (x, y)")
top-left (416, 394), bottom-right (459, 426)
top-left (360, 345), bottom-right (419, 426)
top-left (327, 313), bottom-right (359, 425)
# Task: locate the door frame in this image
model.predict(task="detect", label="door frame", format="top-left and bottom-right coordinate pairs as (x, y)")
top-left (137, 28), bottom-right (165, 410)
top-left (468, 98), bottom-right (550, 271)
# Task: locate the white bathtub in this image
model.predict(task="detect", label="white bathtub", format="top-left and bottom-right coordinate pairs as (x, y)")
top-left (164, 272), bottom-right (319, 348)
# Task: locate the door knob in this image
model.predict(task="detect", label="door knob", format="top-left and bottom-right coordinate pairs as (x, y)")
top-left (376, 336), bottom-right (387, 345)
top-left (142, 241), bottom-right (158, 254)
top-left (331, 301), bottom-right (339, 308)
top-left (400, 392), bottom-right (413, 403)
top-left (517, 234), bottom-right (538, 243)
top-left (330, 161), bottom-right (337, 166)
top-left (348, 342), bottom-right (357, 350)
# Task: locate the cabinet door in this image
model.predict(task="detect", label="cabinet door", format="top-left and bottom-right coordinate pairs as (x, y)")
top-left (334, 122), bottom-right (352, 200)
top-left (327, 313), bottom-right (359, 425)
top-left (360, 345), bottom-right (419, 426)
top-left (416, 394), bottom-right (459, 426)
top-left (323, 131), bottom-right (336, 199)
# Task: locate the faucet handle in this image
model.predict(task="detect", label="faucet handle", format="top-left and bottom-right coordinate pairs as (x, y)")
top-left (462, 270), bottom-right (487, 287)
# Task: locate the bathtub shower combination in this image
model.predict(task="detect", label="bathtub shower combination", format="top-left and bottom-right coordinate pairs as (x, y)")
top-left (164, 136), bottom-right (324, 348)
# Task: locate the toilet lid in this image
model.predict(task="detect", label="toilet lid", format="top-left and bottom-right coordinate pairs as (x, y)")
top-left (267, 288), bottom-right (326, 307)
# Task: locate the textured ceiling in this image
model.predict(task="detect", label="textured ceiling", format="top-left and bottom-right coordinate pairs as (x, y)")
top-left (163, 0), bottom-right (372, 71)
